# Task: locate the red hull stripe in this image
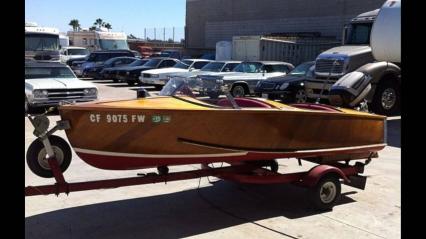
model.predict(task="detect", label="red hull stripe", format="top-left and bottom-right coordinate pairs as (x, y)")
top-left (74, 144), bottom-right (386, 170)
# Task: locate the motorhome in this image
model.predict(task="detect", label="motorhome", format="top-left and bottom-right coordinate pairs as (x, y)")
top-left (59, 34), bottom-right (70, 48)
top-left (25, 22), bottom-right (60, 61)
top-left (67, 28), bottom-right (129, 52)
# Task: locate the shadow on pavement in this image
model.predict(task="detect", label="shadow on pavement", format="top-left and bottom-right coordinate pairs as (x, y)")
top-left (386, 118), bottom-right (400, 148)
top-left (25, 181), bottom-right (357, 239)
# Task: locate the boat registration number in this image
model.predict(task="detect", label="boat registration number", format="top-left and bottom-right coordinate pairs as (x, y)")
top-left (89, 114), bottom-right (171, 124)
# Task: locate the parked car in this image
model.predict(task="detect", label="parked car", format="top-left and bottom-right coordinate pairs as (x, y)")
top-left (60, 46), bottom-right (89, 64)
top-left (140, 59), bottom-right (212, 88)
top-left (198, 61), bottom-right (294, 97)
top-left (114, 57), bottom-right (179, 86)
top-left (25, 61), bottom-right (98, 113)
top-left (73, 50), bottom-right (136, 77)
top-left (158, 50), bottom-right (182, 59)
top-left (167, 60), bottom-right (241, 83)
top-left (200, 53), bottom-right (216, 60)
top-left (101, 58), bottom-right (150, 82)
top-left (83, 56), bottom-right (138, 79)
top-left (254, 61), bottom-right (315, 103)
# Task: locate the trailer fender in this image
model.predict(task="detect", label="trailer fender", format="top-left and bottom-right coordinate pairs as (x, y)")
top-left (301, 165), bottom-right (350, 187)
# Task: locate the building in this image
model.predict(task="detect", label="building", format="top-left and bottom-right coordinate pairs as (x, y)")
top-left (185, 0), bottom-right (385, 52)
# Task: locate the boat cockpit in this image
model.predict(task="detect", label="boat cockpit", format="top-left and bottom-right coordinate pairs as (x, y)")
top-left (157, 77), bottom-right (341, 112)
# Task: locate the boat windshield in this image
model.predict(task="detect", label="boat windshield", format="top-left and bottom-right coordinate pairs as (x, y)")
top-left (159, 77), bottom-right (224, 97)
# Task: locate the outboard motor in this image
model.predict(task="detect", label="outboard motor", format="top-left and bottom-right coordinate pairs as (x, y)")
top-left (329, 71), bottom-right (372, 111)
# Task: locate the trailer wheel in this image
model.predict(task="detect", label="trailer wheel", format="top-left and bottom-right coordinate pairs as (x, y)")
top-left (26, 135), bottom-right (72, 178)
top-left (308, 175), bottom-right (341, 211)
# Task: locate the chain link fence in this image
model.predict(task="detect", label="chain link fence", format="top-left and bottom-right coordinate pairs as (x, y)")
top-left (129, 27), bottom-right (185, 43)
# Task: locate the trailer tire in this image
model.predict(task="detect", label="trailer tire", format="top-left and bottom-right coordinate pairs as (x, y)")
top-left (371, 79), bottom-right (400, 116)
top-left (26, 135), bottom-right (72, 178)
top-left (308, 174), bottom-right (341, 211)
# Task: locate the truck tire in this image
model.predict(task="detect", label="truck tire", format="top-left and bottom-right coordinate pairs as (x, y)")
top-left (371, 79), bottom-right (400, 116)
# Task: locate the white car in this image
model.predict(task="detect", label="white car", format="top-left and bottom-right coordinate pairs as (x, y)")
top-left (60, 46), bottom-right (89, 64)
top-left (25, 61), bottom-right (98, 112)
top-left (139, 59), bottom-right (211, 87)
top-left (197, 61), bottom-right (294, 97)
top-left (167, 60), bottom-right (241, 80)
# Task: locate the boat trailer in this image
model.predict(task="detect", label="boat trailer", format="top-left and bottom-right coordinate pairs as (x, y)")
top-left (25, 113), bottom-right (374, 210)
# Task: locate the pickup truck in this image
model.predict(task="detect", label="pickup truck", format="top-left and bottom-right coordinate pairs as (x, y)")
top-left (25, 61), bottom-right (98, 112)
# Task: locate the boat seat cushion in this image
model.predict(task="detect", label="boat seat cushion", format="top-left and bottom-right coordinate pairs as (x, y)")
top-left (217, 98), bottom-right (273, 108)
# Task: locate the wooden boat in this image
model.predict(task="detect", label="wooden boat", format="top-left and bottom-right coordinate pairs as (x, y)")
top-left (59, 79), bottom-right (386, 170)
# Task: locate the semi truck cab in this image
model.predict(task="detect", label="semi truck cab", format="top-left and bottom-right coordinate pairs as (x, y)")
top-left (306, 2), bottom-right (400, 116)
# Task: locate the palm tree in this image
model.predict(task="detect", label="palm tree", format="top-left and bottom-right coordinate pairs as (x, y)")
top-left (68, 19), bottom-right (80, 31)
top-left (94, 18), bottom-right (103, 27)
top-left (104, 23), bottom-right (112, 30)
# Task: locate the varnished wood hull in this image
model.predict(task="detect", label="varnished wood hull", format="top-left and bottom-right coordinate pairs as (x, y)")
top-left (59, 97), bottom-right (386, 170)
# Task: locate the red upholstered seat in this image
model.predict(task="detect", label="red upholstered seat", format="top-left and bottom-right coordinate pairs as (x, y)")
top-left (217, 98), bottom-right (273, 108)
top-left (290, 103), bottom-right (341, 112)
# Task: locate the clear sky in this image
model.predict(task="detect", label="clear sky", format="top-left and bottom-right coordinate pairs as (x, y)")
top-left (25, 0), bottom-right (186, 40)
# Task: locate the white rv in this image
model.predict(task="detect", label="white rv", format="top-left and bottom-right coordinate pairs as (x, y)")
top-left (25, 22), bottom-right (60, 61)
top-left (59, 34), bottom-right (70, 48)
top-left (67, 28), bottom-right (129, 52)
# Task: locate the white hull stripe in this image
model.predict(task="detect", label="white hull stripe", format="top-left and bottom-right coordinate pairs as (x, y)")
top-left (74, 148), bottom-right (248, 158)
